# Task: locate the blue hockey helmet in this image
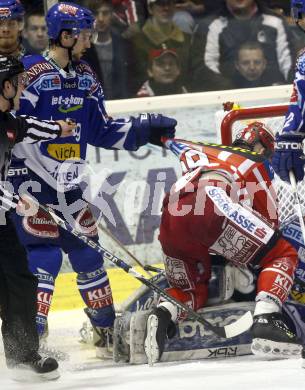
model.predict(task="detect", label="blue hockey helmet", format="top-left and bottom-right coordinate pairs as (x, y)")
top-left (0, 0), bottom-right (24, 20)
top-left (46, 2), bottom-right (85, 40)
top-left (79, 6), bottom-right (95, 30)
top-left (291, 0), bottom-right (305, 20)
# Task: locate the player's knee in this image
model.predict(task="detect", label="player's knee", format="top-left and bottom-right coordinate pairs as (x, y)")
top-left (27, 245), bottom-right (62, 277)
top-left (69, 246), bottom-right (102, 273)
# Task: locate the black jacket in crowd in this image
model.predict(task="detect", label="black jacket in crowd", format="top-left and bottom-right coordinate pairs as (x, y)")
top-left (191, 2), bottom-right (294, 91)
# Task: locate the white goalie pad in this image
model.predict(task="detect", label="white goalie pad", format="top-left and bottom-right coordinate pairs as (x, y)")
top-left (113, 301), bottom-right (255, 364)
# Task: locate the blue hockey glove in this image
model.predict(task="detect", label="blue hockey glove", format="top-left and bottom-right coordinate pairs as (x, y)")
top-left (271, 132), bottom-right (305, 182)
top-left (132, 113), bottom-right (177, 147)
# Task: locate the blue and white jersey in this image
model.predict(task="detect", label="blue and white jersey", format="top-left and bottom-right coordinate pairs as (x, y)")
top-left (282, 220), bottom-right (305, 286)
top-left (281, 50), bottom-right (305, 135)
top-left (12, 54), bottom-right (139, 190)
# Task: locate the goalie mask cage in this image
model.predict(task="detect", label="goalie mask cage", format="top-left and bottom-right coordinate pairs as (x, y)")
top-left (218, 103), bottom-right (305, 227)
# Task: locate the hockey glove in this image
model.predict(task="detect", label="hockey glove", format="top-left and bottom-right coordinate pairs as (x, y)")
top-left (132, 113), bottom-right (177, 147)
top-left (271, 132), bottom-right (305, 182)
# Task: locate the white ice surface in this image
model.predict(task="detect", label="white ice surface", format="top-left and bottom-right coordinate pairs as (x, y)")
top-left (1, 309), bottom-right (305, 390)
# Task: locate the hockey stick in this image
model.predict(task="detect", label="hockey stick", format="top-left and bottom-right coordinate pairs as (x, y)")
top-left (34, 202), bottom-right (252, 339)
top-left (289, 171), bottom-right (305, 239)
top-left (97, 221), bottom-right (153, 277)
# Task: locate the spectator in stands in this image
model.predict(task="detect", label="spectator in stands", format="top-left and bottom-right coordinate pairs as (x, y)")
top-left (83, 0), bottom-right (130, 99)
top-left (231, 41), bottom-right (285, 88)
top-left (136, 47), bottom-right (188, 97)
top-left (130, 0), bottom-right (191, 94)
top-left (22, 7), bottom-right (48, 54)
top-left (190, 0), bottom-right (294, 92)
top-left (265, 0), bottom-right (305, 61)
top-left (173, 0), bottom-right (205, 34)
top-left (0, 4), bottom-right (23, 57)
top-left (110, 0), bottom-right (148, 38)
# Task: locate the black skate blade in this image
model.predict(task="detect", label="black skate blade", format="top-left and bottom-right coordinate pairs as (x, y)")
top-left (251, 338), bottom-right (302, 359)
top-left (144, 314), bottom-right (160, 366)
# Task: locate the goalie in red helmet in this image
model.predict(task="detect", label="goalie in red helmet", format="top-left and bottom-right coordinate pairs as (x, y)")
top-left (144, 122), bottom-right (301, 365)
top-left (232, 121), bottom-right (275, 158)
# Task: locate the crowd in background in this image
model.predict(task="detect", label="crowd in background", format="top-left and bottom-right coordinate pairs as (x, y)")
top-left (19, 0), bottom-right (305, 99)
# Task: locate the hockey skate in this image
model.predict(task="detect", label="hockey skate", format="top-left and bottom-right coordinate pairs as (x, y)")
top-left (251, 312), bottom-right (302, 359)
top-left (9, 353), bottom-right (59, 382)
top-left (93, 326), bottom-right (113, 359)
top-left (144, 306), bottom-right (176, 365)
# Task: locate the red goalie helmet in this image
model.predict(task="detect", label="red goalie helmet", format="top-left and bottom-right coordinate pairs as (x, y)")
top-left (232, 121), bottom-right (275, 158)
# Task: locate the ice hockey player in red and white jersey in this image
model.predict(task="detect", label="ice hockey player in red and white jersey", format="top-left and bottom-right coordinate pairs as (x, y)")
top-left (144, 122), bottom-right (302, 364)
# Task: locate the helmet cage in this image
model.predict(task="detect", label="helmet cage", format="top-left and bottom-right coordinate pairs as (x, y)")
top-left (233, 122), bottom-right (274, 157)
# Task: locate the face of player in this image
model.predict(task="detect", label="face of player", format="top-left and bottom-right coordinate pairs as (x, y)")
top-left (150, 0), bottom-right (176, 24)
top-left (235, 48), bottom-right (267, 81)
top-left (23, 15), bottom-right (48, 52)
top-left (0, 19), bottom-right (22, 53)
top-left (148, 54), bottom-right (181, 84)
top-left (95, 5), bottom-right (112, 33)
top-left (72, 29), bottom-right (92, 60)
top-left (252, 140), bottom-right (273, 159)
top-left (252, 141), bottom-right (265, 155)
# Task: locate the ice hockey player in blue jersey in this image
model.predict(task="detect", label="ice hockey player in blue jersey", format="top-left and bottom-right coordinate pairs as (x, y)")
top-left (8, 2), bottom-right (177, 358)
top-left (272, 0), bottom-right (305, 183)
top-left (280, 220), bottom-right (305, 351)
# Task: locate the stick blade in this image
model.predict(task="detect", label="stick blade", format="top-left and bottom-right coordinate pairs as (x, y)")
top-left (224, 311), bottom-right (253, 338)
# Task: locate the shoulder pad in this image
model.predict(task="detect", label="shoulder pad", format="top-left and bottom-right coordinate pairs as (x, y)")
top-left (25, 57), bottom-right (56, 83)
top-left (75, 60), bottom-right (95, 75)
top-left (22, 54), bottom-right (45, 69)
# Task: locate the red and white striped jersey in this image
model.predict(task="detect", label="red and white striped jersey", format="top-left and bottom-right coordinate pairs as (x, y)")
top-left (166, 139), bottom-right (278, 225)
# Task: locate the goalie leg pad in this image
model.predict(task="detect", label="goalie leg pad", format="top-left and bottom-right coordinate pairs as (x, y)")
top-left (113, 312), bottom-right (132, 363)
top-left (115, 302), bottom-right (255, 365)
